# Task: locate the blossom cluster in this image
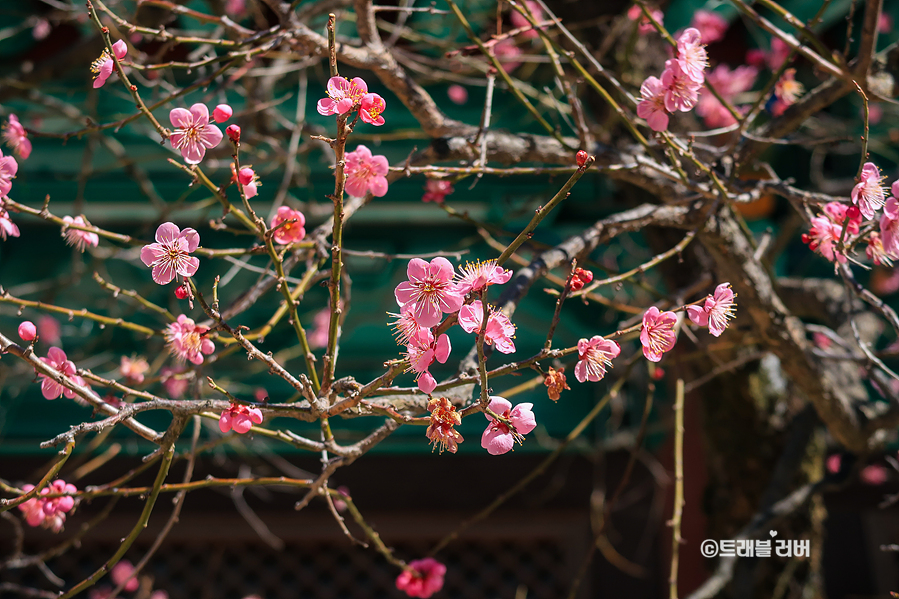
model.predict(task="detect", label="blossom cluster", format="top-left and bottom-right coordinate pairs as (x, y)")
top-left (18, 479), bottom-right (77, 532)
top-left (637, 28), bottom-right (708, 132)
top-left (317, 76), bottom-right (386, 126)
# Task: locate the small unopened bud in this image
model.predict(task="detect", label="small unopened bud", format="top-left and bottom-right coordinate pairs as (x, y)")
top-left (226, 124), bottom-right (241, 143)
top-left (575, 150), bottom-right (588, 167)
top-left (213, 104), bottom-right (233, 123)
top-left (846, 206), bottom-right (861, 221)
top-left (238, 167), bottom-right (255, 186)
top-left (174, 286), bottom-right (189, 300)
top-left (569, 278), bottom-right (585, 292)
top-left (574, 267), bottom-right (593, 284)
top-left (18, 321), bottom-right (36, 341)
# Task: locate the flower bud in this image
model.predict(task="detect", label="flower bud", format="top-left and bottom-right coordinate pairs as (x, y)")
top-left (846, 206), bottom-right (861, 221)
top-left (569, 278), bottom-right (585, 292)
top-left (238, 167), bottom-right (255, 186)
top-left (226, 124), bottom-right (241, 143)
top-left (174, 286), bottom-right (189, 300)
top-left (18, 321), bottom-right (36, 341)
top-left (213, 104), bottom-right (233, 123)
top-left (574, 267), bottom-right (593, 284)
top-left (576, 150), bottom-right (588, 167)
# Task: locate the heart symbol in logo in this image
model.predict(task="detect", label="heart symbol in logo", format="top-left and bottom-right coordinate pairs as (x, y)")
top-left (769, 530), bottom-right (778, 537)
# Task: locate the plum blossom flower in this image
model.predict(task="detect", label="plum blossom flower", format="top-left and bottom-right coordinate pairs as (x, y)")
top-left (691, 10), bottom-right (728, 44)
top-left (395, 558), bottom-right (446, 599)
top-left (405, 328), bottom-right (451, 394)
top-left (494, 39), bottom-right (522, 71)
top-left (426, 397), bottom-right (463, 454)
top-left (851, 162), bottom-right (886, 220)
top-left (0, 204), bottom-right (19, 240)
top-left (395, 257), bottom-right (463, 328)
top-left (676, 28), bottom-right (708, 83)
top-left (237, 166), bottom-right (259, 199)
top-left (661, 59), bottom-right (702, 113)
top-left (18, 321), bottom-right (36, 341)
top-left (90, 40), bottom-right (127, 89)
top-left (636, 76), bottom-right (669, 132)
top-left (867, 232), bottom-right (895, 266)
top-left (270, 206), bottom-right (306, 244)
top-left (219, 402), bottom-right (263, 434)
top-left (309, 307), bottom-right (331, 349)
top-left (37, 315), bottom-right (61, 345)
top-left (544, 367), bottom-right (570, 401)
top-left (164, 315), bottom-right (214, 364)
top-left (0, 149), bottom-right (18, 196)
top-left (640, 306), bottom-right (677, 362)
top-left (140, 222), bottom-right (200, 285)
top-left (18, 479), bottom-right (77, 532)
top-left (39, 347), bottom-right (84, 400)
top-left (3, 115), bottom-right (31, 160)
top-left (169, 104), bottom-right (223, 164)
top-left (62, 216), bottom-right (99, 252)
top-left (120, 355), bottom-right (149, 384)
top-left (880, 198), bottom-right (899, 257)
top-left (212, 104), bottom-right (232, 123)
top-left (627, 4), bottom-right (663, 33)
top-left (802, 215), bottom-right (847, 263)
top-left (687, 283), bottom-right (737, 337)
top-left (775, 68), bottom-right (803, 105)
top-left (574, 335), bottom-right (621, 382)
top-left (823, 201), bottom-right (862, 234)
top-left (422, 179), bottom-right (453, 203)
top-left (388, 303), bottom-right (426, 347)
top-left (111, 561), bottom-right (140, 593)
top-left (317, 77), bottom-right (368, 116)
top-left (457, 300), bottom-right (516, 354)
top-left (359, 93), bottom-right (386, 126)
top-left (455, 259), bottom-right (512, 295)
top-left (481, 396), bottom-right (536, 455)
top-left (696, 65), bottom-right (757, 128)
top-left (344, 145), bottom-right (389, 198)
top-left (160, 367), bottom-right (188, 398)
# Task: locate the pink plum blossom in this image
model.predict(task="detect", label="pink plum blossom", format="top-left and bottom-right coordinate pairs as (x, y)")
top-left (225, 0), bottom-right (247, 16)
top-left (169, 104), bottom-right (223, 164)
top-left (574, 335), bottom-right (621, 383)
top-left (226, 124), bottom-right (241, 143)
top-left (219, 402), bottom-right (264, 434)
top-left (879, 12), bottom-right (893, 33)
top-left (405, 328), bottom-right (451, 394)
top-left (39, 347), bottom-right (84, 400)
top-left (767, 37), bottom-right (790, 70)
top-left (880, 197), bottom-right (899, 257)
top-left (161, 367), bottom-right (188, 398)
top-left (18, 321), bottom-right (36, 341)
top-left (661, 59), bottom-right (702, 113)
top-left (62, 216), bottom-right (99, 252)
top-left (627, 4), bottom-right (663, 33)
top-left (823, 201), bottom-right (862, 234)
top-left (111, 561), bottom-right (140, 593)
top-left (395, 558), bottom-right (446, 598)
top-left (640, 306), bottom-right (677, 362)
top-left (395, 257), bottom-right (463, 327)
top-left (695, 65), bottom-right (757, 128)
top-left (636, 76), bottom-right (669, 132)
top-left (457, 300), bottom-right (516, 354)
top-left (866, 232), bottom-right (894, 266)
top-left (447, 85), bottom-right (468, 105)
top-left (389, 303), bottom-right (426, 348)
top-left (691, 10), bottom-right (728, 44)
top-left (481, 396), bottom-right (536, 455)
top-left (120, 355), bottom-right (149, 384)
top-left (317, 77), bottom-right (368, 116)
top-left (359, 93), bottom-right (386, 126)
top-left (344, 145), bottom-right (389, 198)
top-left (140, 222), bottom-right (200, 285)
top-left (212, 104), bottom-right (232, 123)
top-left (494, 39), bottom-right (522, 71)
top-left (687, 283), bottom-right (737, 337)
top-left (851, 162), bottom-right (886, 220)
top-left (309, 307), bottom-right (331, 349)
top-left (676, 28), bottom-right (708, 83)
top-left (270, 206), bottom-right (306, 244)
top-left (18, 479), bottom-right (77, 532)
top-left (455, 260), bottom-right (512, 295)
top-left (164, 315), bottom-right (214, 365)
top-left (422, 179), bottom-right (453, 203)
top-left (0, 149), bottom-right (18, 196)
top-left (90, 40), bottom-right (127, 89)
top-left (3, 115), bottom-right (31, 160)
top-left (775, 68), bottom-right (803, 106)
top-left (801, 215), bottom-right (847, 263)
top-left (0, 204), bottom-right (19, 240)
top-left (237, 167), bottom-right (259, 199)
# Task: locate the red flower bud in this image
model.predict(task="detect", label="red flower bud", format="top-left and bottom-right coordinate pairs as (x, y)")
top-left (226, 124), bottom-right (241, 143)
top-left (574, 267), bottom-right (593, 284)
top-left (174, 286), bottom-right (189, 300)
top-left (846, 206), bottom-right (861, 221)
top-left (576, 150), bottom-right (588, 167)
top-left (569, 277), bottom-right (585, 291)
